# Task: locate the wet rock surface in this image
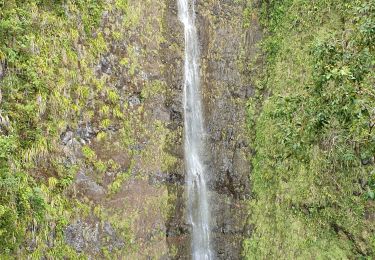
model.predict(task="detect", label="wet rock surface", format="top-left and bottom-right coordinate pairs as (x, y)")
top-left (161, 0), bottom-right (262, 258)
top-left (64, 220), bottom-right (124, 254)
top-left (60, 123), bottom-right (98, 146)
top-left (194, 0), bottom-right (261, 258)
top-left (0, 61), bottom-right (5, 81)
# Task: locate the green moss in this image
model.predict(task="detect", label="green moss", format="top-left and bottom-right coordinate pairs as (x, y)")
top-left (108, 162), bottom-right (133, 194)
top-left (141, 80), bottom-right (166, 100)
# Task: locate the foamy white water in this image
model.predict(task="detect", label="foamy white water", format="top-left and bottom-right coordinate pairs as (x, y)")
top-left (177, 0), bottom-right (213, 259)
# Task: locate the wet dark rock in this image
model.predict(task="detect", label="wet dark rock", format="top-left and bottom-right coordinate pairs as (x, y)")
top-left (61, 130), bottom-right (74, 145)
top-left (160, 0), bottom-right (260, 258)
top-left (185, 0), bottom-right (260, 258)
top-left (128, 95), bottom-right (141, 107)
top-left (99, 55), bottom-right (113, 74)
top-left (0, 61), bottom-right (6, 81)
top-left (166, 224), bottom-right (189, 237)
top-left (210, 191), bottom-right (249, 259)
top-left (64, 220), bottom-right (124, 254)
top-left (361, 157), bottom-right (374, 166)
top-left (77, 124), bottom-right (96, 143)
top-left (149, 170), bottom-right (184, 186)
top-left (148, 171), bottom-right (167, 185)
top-left (130, 143), bottom-right (145, 151)
top-left (170, 107), bottom-right (182, 122)
top-left (61, 124), bottom-right (97, 147)
top-left (65, 221), bottom-right (86, 253)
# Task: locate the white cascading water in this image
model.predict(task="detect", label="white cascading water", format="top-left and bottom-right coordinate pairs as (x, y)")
top-left (177, 0), bottom-right (213, 259)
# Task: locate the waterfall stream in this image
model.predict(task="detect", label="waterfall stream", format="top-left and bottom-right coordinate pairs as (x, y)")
top-left (177, 0), bottom-right (213, 259)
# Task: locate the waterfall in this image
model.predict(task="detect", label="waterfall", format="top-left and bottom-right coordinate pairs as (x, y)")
top-left (177, 0), bottom-right (213, 259)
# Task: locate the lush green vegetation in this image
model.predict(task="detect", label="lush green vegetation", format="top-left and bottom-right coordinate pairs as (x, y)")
top-left (1, 0), bottom-right (373, 258)
top-left (0, 0), bottom-right (108, 257)
top-left (0, 0), bottom-right (152, 258)
top-left (244, 0), bottom-right (374, 258)
top-left (0, 0), bottom-right (175, 257)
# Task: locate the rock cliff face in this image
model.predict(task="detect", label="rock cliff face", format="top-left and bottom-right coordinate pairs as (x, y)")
top-left (198, 0), bottom-right (257, 258)
top-left (162, 0), bottom-right (262, 258)
top-left (3, 0), bottom-right (260, 258)
top-left (3, 0), bottom-right (373, 258)
top-left (63, 0), bottom-right (262, 258)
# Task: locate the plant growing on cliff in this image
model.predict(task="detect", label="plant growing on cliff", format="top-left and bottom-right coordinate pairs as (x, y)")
top-left (244, 0), bottom-right (375, 258)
